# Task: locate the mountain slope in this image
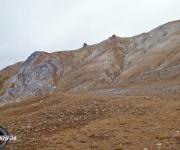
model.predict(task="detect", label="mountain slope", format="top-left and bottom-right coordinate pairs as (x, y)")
top-left (0, 20), bottom-right (180, 104)
top-left (0, 92), bottom-right (180, 150)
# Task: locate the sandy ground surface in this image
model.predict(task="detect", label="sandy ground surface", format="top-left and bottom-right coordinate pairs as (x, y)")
top-left (0, 92), bottom-right (180, 150)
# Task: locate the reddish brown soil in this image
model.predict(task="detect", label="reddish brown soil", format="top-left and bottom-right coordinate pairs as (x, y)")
top-left (0, 92), bottom-right (179, 150)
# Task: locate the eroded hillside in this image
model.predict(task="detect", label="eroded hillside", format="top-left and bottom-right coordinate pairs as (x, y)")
top-left (0, 20), bottom-right (180, 104)
top-left (0, 20), bottom-right (180, 150)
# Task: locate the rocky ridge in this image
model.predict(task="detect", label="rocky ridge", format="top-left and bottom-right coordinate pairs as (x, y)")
top-left (0, 20), bottom-right (180, 104)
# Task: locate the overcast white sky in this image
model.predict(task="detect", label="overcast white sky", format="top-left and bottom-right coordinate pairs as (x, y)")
top-left (0, 0), bottom-right (179, 69)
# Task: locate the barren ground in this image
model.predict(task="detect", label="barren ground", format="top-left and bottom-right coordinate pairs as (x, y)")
top-left (0, 92), bottom-right (180, 150)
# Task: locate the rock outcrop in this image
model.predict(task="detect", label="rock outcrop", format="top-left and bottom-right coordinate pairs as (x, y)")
top-left (0, 51), bottom-right (63, 103)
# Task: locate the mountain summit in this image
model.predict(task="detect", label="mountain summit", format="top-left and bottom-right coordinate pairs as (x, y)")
top-left (0, 20), bottom-right (180, 104)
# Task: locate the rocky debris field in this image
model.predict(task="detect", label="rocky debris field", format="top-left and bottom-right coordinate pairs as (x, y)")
top-left (0, 92), bottom-right (179, 150)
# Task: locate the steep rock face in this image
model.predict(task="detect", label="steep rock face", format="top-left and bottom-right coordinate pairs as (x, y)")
top-left (0, 51), bottom-right (63, 103)
top-left (0, 20), bottom-right (180, 103)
